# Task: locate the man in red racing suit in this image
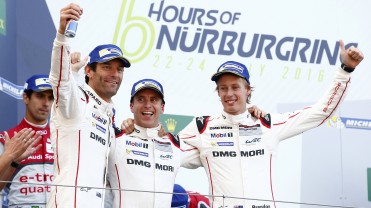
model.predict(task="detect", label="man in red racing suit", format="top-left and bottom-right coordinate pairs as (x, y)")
top-left (0, 74), bottom-right (54, 208)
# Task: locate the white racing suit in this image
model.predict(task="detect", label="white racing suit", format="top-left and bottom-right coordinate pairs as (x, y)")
top-left (108, 124), bottom-right (200, 208)
top-left (48, 33), bottom-right (116, 208)
top-left (178, 68), bottom-right (351, 208)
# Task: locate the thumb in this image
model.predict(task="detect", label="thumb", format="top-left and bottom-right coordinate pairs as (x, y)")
top-left (339, 39), bottom-right (346, 52)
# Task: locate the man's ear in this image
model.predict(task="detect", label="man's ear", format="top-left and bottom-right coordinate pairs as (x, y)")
top-left (84, 65), bottom-right (91, 78)
top-left (246, 87), bottom-right (251, 97)
top-left (23, 93), bottom-right (29, 105)
top-left (130, 102), bottom-right (134, 113)
top-left (161, 104), bottom-right (165, 113)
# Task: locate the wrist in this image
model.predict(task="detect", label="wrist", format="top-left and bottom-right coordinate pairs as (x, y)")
top-left (341, 63), bottom-right (355, 73)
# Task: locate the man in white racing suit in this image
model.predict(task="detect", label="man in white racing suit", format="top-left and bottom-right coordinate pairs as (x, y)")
top-left (47, 3), bottom-right (131, 207)
top-left (178, 40), bottom-right (364, 208)
top-left (108, 79), bottom-right (200, 207)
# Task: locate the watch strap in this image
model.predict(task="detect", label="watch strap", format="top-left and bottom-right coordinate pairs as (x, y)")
top-left (341, 63), bottom-right (355, 73)
top-left (10, 161), bottom-right (20, 168)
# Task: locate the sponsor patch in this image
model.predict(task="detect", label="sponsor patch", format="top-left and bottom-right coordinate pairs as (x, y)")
top-left (239, 124), bottom-right (262, 136)
top-left (128, 149), bottom-right (149, 157)
top-left (159, 154), bottom-right (173, 160)
top-left (243, 137), bottom-right (261, 145)
top-left (210, 132), bottom-right (233, 138)
top-left (211, 142), bottom-right (234, 146)
top-left (126, 140), bottom-right (149, 149)
top-left (154, 139), bottom-right (173, 152)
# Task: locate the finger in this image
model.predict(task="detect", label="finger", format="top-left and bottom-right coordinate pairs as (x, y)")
top-left (339, 40), bottom-right (345, 52)
top-left (63, 3), bottom-right (83, 16)
top-left (68, 3), bottom-right (83, 15)
top-left (14, 128), bottom-right (31, 142)
top-left (33, 144), bottom-right (42, 152)
top-left (256, 110), bottom-right (262, 118)
top-left (29, 134), bottom-right (42, 148)
top-left (23, 129), bottom-right (36, 143)
top-left (351, 52), bottom-right (363, 61)
top-left (71, 52), bottom-right (81, 64)
top-left (128, 126), bottom-right (135, 133)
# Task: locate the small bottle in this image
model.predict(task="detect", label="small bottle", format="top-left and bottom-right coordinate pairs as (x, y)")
top-left (65, 20), bottom-right (78, 38)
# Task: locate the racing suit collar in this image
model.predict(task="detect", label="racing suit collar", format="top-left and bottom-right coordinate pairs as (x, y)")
top-left (222, 110), bottom-right (251, 125)
top-left (132, 124), bottom-right (162, 140)
top-left (84, 84), bottom-right (115, 117)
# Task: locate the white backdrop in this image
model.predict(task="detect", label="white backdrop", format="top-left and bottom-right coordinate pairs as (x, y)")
top-left (45, 1), bottom-right (371, 207)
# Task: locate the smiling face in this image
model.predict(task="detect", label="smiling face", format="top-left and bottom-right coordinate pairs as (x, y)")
top-left (85, 58), bottom-right (124, 102)
top-left (130, 89), bottom-right (164, 128)
top-left (216, 73), bottom-right (251, 115)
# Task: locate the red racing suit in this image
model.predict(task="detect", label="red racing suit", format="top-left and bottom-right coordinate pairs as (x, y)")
top-left (188, 191), bottom-right (210, 208)
top-left (107, 124), bottom-right (200, 208)
top-left (0, 119), bottom-right (53, 208)
top-left (178, 68), bottom-right (351, 208)
top-left (47, 33), bottom-right (116, 208)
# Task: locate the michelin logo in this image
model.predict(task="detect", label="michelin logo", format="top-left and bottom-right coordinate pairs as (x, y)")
top-left (328, 116), bottom-right (371, 130)
top-left (342, 117), bottom-right (371, 130)
top-left (0, 77), bottom-right (24, 99)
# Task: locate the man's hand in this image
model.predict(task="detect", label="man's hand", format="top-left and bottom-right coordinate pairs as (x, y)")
top-left (121, 119), bottom-right (166, 137)
top-left (3, 128), bottom-right (42, 163)
top-left (71, 52), bottom-right (89, 72)
top-left (340, 40), bottom-right (364, 69)
top-left (58, 3), bottom-right (83, 35)
top-left (15, 133), bottom-right (42, 163)
top-left (248, 105), bottom-right (266, 119)
top-left (121, 118), bottom-right (135, 134)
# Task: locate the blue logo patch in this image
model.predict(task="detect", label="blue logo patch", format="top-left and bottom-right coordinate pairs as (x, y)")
top-left (217, 142), bottom-right (234, 146)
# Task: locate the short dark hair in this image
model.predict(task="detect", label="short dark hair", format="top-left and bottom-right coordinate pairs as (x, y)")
top-left (85, 62), bottom-right (97, 84)
top-left (23, 89), bottom-right (34, 98)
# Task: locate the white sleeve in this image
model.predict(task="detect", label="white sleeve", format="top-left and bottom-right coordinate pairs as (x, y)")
top-left (179, 139), bottom-right (202, 169)
top-left (49, 33), bottom-right (85, 119)
top-left (272, 68), bottom-right (351, 141)
top-left (178, 118), bottom-right (204, 168)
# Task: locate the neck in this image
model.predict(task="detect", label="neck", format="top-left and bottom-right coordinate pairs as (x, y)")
top-left (24, 117), bottom-right (48, 128)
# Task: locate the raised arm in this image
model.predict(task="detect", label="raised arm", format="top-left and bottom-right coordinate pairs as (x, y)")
top-left (274, 40), bottom-right (364, 141)
top-left (49, 3), bottom-right (85, 119)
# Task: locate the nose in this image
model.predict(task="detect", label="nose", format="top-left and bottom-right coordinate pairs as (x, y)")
top-left (226, 88), bottom-right (233, 96)
top-left (43, 97), bottom-right (52, 107)
top-left (111, 68), bottom-right (120, 77)
top-left (143, 100), bottom-right (151, 107)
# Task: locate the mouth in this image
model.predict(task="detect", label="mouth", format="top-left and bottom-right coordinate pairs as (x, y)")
top-left (39, 109), bottom-right (49, 114)
top-left (225, 99), bottom-right (237, 105)
top-left (107, 80), bottom-right (119, 86)
top-left (142, 111), bottom-right (154, 117)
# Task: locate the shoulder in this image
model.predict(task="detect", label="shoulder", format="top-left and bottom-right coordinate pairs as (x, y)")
top-left (259, 114), bottom-right (272, 128)
top-left (164, 132), bottom-right (180, 148)
top-left (194, 115), bottom-right (211, 134)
